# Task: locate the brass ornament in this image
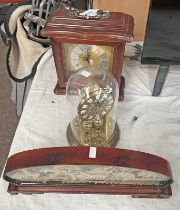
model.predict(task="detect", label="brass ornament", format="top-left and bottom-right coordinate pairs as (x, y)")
top-left (68, 9), bottom-right (110, 20)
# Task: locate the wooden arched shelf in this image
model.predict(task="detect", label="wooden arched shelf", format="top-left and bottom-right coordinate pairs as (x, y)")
top-left (3, 147), bottom-right (173, 198)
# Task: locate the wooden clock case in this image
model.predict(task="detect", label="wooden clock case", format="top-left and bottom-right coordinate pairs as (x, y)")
top-left (3, 147), bottom-right (173, 198)
top-left (41, 9), bottom-right (134, 100)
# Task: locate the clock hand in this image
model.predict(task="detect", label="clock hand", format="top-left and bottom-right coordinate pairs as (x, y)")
top-left (86, 47), bottom-right (92, 64)
top-left (79, 55), bottom-right (85, 60)
top-left (87, 54), bottom-right (90, 61)
top-left (86, 56), bottom-right (90, 64)
top-left (87, 47), bottom-right (90, 56)
top-left (80, 55), bottom-right (90, 64)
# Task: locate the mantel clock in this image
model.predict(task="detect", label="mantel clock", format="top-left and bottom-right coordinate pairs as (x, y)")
top-left (41, 8), bottom-right (134, 100)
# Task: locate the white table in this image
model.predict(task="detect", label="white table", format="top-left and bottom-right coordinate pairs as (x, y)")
top-left (1, 43), bottom-right (180, 210)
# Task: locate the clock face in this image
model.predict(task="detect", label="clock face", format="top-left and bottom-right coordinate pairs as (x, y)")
top-left (63, 44), bottom-right (114, 79)
top-left (78, 88), bottom-right (114, 121)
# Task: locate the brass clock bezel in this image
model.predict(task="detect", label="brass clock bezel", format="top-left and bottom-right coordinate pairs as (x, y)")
top-left (78, 88), bottom-right (114, 121)
top-left (62, 43), bottom-right (114, 80)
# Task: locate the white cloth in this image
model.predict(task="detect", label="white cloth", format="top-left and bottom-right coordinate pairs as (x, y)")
top-left (4, 3), bottom-right (48, 116)
top-left (1, 44), bottom-right (180, 210)
top-left (7, 4), bottom-right (47, 81)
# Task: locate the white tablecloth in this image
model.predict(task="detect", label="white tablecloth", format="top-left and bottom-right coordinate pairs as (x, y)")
top-left (1, 44), bottom-right (180, 209)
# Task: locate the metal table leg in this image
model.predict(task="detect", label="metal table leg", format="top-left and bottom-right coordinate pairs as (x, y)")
top-left (152, 65), bottom-right (169, 96)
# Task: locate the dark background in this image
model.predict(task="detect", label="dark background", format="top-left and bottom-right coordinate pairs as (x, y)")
top-left (141, 0), bottom-right (180, 64)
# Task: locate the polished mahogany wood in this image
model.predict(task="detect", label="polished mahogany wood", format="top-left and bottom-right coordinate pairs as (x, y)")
top-left (4, 147), bottom-right (171, 175)
top-left (41, 9), bottom-right (134, 44)
top-left (41, 9), bottom-right (134, 100)
top-left (3, 147), bottom-right (173, 198)
top-left (8, 183), bottom-right (172, 198)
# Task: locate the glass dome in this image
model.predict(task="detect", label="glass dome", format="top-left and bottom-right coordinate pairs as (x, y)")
top-left (66, 66), bottom-right (120, 147)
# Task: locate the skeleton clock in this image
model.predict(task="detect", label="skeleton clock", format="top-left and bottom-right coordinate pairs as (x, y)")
top-left (66, 66), bottom-right (119, 147)
top-left (41, 8), bottom-right (134, 100)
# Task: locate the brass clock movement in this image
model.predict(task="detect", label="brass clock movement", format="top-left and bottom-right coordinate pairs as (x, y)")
top-left (41, 8), bottom-right (134, 100)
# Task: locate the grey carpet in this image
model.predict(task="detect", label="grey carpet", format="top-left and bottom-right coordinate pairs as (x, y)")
top-left (0, 38), bottom-right (19, 176)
